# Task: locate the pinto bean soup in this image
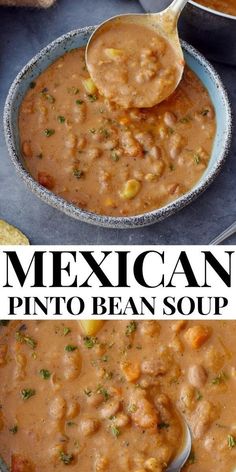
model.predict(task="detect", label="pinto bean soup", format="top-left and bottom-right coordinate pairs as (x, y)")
top-left (195, 0), bottom-right (236, 15)
top-left (1, 321), bottom-right (236, 472)
top-left (19, 47), bottom-right (216, 218)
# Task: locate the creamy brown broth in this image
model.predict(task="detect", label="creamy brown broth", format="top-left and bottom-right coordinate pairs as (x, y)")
top-left (1, 321), bottom-right (236, 472)
top-left (87, 22), bottom-right (182, 108)
top-left (195, 0), bottom-right (236, 15)
top-left (19, 47), bottom-right (216, 218)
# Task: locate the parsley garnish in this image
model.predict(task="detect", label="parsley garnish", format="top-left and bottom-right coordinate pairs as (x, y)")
top-left (125, 321), bottom-right (137, 336)
top-left (9, 425), bottom-right (18, 434)
top-left (228, 434), bottom-right (236, 449)
top-left (60, 452), bottom-right (74, 465)
top-left (96, 385), bottom-right (110, 401)
top-left (65, 345), bottom-right (77, 352)
top-left (16, 331), bottom-right (37, 349)
top-left (212, 371), bottom-right (228, 385)
top-left (110, 424), bottom-right (120, 438)
top-left (83, 336), bottom-right (97, 349)
top-left (21, 388), bottom-right (36, 400)
top-left (158, 422), bottom-right (170, 429)
top-left (73, 168), bottom-right (84, 179)
top-left (87, 94), bottom-right (97, 102)
top-left (39, 369), bottom-right (51, 380)
top-left (76, 99), bottom-right (84, 105)
top-left (57, 115), bottom-right (65, 123)
top-left (44, 128), bottom-right (55, 137)
top-left (63, 327), bottom-right (71, 336)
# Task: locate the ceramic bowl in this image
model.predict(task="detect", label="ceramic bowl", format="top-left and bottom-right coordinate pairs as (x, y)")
top-left (4, 26), bottom-right (232, 229)
top-left (139, 0), bottom-right (236, 65)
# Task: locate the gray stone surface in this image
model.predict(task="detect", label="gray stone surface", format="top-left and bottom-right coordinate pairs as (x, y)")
top-left (0, 0), bottom-right (235, 245)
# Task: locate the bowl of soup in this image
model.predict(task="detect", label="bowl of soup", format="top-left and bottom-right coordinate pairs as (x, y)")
top-left (4, 26), bottom-right (232, 228)
top-left (139, 0), bottom-right (236, 65)
top-left (1, 319), bottom-right (236, 471)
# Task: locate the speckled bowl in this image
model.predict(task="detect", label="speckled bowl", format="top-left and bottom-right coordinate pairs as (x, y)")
top-left (4, 26), bottom-right (232, 229)
top-left (139, 0), bottom-right (236, 65)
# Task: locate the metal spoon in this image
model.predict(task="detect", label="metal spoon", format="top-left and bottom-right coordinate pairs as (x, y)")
top-left (167, 418), bottom-right (192, 472)
top-left (210, 221), bottom-right (236, 245)
top-left (86, 0), bottom-right (189, 108)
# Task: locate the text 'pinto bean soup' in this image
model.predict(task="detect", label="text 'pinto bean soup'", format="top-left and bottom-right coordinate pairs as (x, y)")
top-left (1, 320), bottom-right (236, 472)
top-left (19, 46), bottom-right (216, 218)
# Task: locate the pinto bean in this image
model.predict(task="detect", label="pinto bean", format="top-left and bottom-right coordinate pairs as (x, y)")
top-left (141, 360), bottom-right (166, 376)
top-left (100, 399), bottom-right (120, 419)
top-left (188, 365), bottom-right (207, 389)
top-left (22, 141), bottom-right (32, 158)
top-left (140, 321), bottom-right (161, 337)
top-left (63, 350), bottom-right (81, 380)
top-left (163, 111), bottom-right (177, 128)
top-left (66, 399), bottom-right (80, 419)
top-left (80, 417), bottom-right (100, 436)
top-left (49, 396), bottom-right (66, 420)
top-left (191, 400), bottom-right (217, 439)
top-left (130, 393), bottom-right (159, 429)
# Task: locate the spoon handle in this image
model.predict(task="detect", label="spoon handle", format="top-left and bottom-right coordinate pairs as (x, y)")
top-left (210, 221), bottom-right (236, 245)
top-left (167, 0), bottom-right (189, 17)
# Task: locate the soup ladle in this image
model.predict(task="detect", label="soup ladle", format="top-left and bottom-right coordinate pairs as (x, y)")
top-left (167, 418), bottom-right (192, 472)
top-left (86, 0), bottom-right (189, 108)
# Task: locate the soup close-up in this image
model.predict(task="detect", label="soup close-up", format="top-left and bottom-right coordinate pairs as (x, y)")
top-left (19, 47), bottom-right (216, 218)
top-left (1, 320), bottom-right (236, 472)
top-left (194, 0), bottom-right (236, 16)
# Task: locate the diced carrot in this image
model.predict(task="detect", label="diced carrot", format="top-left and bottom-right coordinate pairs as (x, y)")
top-left (120, 361), bottom-right (140, 382)
top-left (11, 455), bottom-right (34, 472)
top-left (38, 172), bottom-right (54, 190)
top-left (184, 325), bottom-right (210, 349)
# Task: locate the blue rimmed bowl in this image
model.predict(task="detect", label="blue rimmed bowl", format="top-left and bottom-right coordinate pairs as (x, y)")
top-left (4, 26), bottom-right (232, 229)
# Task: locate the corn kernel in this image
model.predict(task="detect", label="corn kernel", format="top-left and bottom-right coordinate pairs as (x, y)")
top-left (120, 179), bottom-right (141, 199)
top-left (104, 48), bottom-right (123, 60)
top-left (82, 78), bottom-right (97, 94)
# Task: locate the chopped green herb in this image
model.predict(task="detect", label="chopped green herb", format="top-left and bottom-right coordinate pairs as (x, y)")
top-left (21, 388), bottom-right (36, 400)
top-left (110, 424), bottom-right (120, 438)
top-left (196, 390), bottom-right (203, 401)
top-left (125, 321), bottom-right (137, 336)
top-left (84, 388), bottom-right (92, 397)
top-left (76, 99), bottom-right (84, 105)
top-left (96, 385), bottom-right (110, 401)
top-left (111, 150), bottom-right (120, 162)
top-left (63, 327), bottom-right (71, 336)
top-left (83, 336), bottom-right (97, 349)
top-left (30, 81), bottom-right (36, 89)
top-left (227, 434), bottom-right (236, 449)
top-left (212, 371), bottom-right (228, 385)
top-left (39, 369), bottom-right (51, 380)
top-left (193, 153), bottom-right (201, 165)
top-left (67, 421), bottom-right (77, 427)
top-left (167, 127), bottom-right (174, 135)
top-left (169, 163), bottom-right (175, 171)
top-left (60, 452), bottom-right (74, 465)
top-left (87, 94), bottom-right (97, 102)
top-left (179, 114), bottom-right (192, 123)
top-left (65, 345), bottom-right (77, 352)
top-left (16, 331), bottom-right (37, 349)
top-left (89, 128), bottom-right (96, 134)
top-left (67, 87), bottom-right (80, 95)
top-left (73, 168), bottom-right (84, 179)
top-left (99, 128), bottom-right (110, 139)
top-left (127, 403), bottom-right (137, 413)
top-left (37, 153), bottom-right (43, 159)
top-left (101, 355), bottom-right (109, 362)
top-left (40, 91), bottom-right (55, 103)
top-left (9, 425), bottom-right (18, 434)
top-left (57, 115), bottom-right (65, 123)
top-left (158, 422), bottom-right (170, 429)
top-left (44, 128), bottom-right (55, 137)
